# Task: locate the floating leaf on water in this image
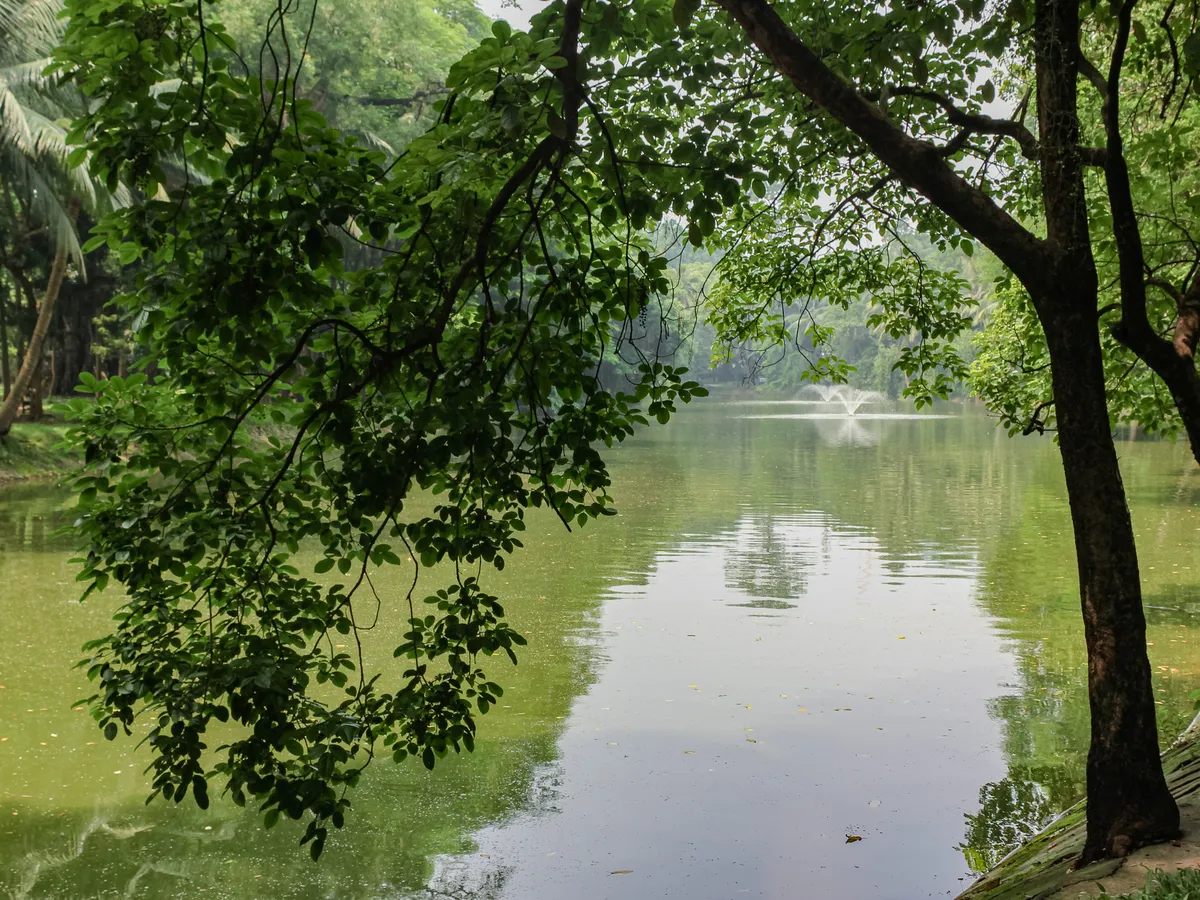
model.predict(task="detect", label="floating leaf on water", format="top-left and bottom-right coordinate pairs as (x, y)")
top-left (610, 870), bottom-right (633, 875)
top-left (684, 750), bottom-right (695, 754)
top-left (868, 799), bottom-right (881, 807)
top-left (746, 738), bottom-right (757, 743)
top-left (897, 636), bottom-right (906, 640)
top-left (846, 835), bottom-right (863, 843)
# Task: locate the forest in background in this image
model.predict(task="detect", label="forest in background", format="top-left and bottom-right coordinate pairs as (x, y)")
top-left (0, 0), bottom-right (494, 414)
top-left (0, 0), bottom-right (1002, 419)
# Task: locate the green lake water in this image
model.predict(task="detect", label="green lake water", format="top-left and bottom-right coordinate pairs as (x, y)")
top-left (3, 399), bottom-right (1200, 899)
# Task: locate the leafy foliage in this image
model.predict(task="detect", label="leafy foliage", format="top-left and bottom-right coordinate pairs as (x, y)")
top-left (52, 0), bottom-right (1200, 863)
top-left (215, 0), bottom-right (491, 151)
top-left (971, 0), bottom-right (1200, 437)
top-left (55, 0), bottom-right (704, 857)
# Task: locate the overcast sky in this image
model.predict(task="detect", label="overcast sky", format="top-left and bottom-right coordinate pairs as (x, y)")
top-left (476, 0), bottom-right (545, 30)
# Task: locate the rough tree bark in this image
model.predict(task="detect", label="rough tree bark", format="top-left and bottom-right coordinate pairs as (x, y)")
top-left (1043, 292), bottom-right (1179, 860)
top-left (0, 231), bottom-right (73, 438)
top-left (1031, 0), bottom-right (1178, 859)
top-left (715, 0), bottom-right (1179, 861)
top-left (0, 283), bottom-right (10, 398)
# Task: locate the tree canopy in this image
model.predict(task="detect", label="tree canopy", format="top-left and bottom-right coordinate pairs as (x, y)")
top-left (53, 0), bottom-right (1200, 863)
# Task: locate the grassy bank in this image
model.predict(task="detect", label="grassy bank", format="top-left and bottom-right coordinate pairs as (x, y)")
top-left (1104, 869), bottom-right (1200, 899)
top-left (0, 423), bottom-right (78, 483)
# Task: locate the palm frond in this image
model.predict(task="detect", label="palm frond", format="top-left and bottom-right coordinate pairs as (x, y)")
top-left (3, 148), bottom-right (84, 270)
top-left (0, 0), bottom-right (126, 269)
top-left (0, 58), bottom-right (57, 93)
top-left (0, 0), bottom-right (61, 61)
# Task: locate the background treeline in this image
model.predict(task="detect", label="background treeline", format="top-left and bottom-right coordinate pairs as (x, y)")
top-left (0, 0), bottom-right (491, 417)
top-left (0, 0), bottom-right (999, 420)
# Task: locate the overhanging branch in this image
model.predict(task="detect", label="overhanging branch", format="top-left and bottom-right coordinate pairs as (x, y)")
top-left (712, 0), bottom-right (1050, 287)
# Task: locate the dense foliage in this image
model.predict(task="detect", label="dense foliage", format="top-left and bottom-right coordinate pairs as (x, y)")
top-left (55, 0), bottom-right (707, 857)
top-left (50, 0), bottom-right (1200, 863)
top-left (0, 0), bottom-right (487, 417)
top-left (970, 6), bottom-right (1200, 437)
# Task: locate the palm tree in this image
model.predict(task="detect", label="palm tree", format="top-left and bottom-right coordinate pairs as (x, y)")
top-left (0, 0), bottom-right (121, 435)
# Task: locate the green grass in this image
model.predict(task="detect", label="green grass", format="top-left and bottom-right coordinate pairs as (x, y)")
top-left (1102, 869), bottom-right (1200, 899)
top-left (0, 422), bottom-right (78, 482)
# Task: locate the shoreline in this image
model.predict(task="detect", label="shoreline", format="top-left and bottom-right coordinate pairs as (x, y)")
top-left (957, 714), bottom-right (1200, 899)
top-left (0, 422), bottom-right (79, 484)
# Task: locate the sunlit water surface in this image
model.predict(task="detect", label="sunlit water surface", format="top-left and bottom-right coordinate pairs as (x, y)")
top-left (4, 399), bottom-right (1200, 899)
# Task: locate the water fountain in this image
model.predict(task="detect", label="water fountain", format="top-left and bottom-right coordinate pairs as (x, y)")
top-left (731, 382), bottom-right (954, 425)
top-left (798, 384), bottom-right (886, 416)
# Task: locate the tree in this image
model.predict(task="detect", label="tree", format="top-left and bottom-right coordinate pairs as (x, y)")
top-left (53, 0), bottom-right (1197, 865)
top-left (216, 0), bottom-right (491, 151)
top-left (0, 205), bottom-right (72, 434)
top-left (0, 0), bottom-right (121, 434)
top-left (668, 0), bottom-right (1193, 861)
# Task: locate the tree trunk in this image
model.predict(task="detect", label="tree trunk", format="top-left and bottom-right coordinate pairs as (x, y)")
top-left (0, 284), bottom-right (10, 398)
top-left (0, 236), bottom-right (72, 437)
top-left (27, 351), bottom-right (46, 420)
top-left (1041, 289), bottom-right (1180, 863)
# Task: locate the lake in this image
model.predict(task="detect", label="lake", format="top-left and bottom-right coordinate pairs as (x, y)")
top-left (3, 399), bottom-right (1200, 899)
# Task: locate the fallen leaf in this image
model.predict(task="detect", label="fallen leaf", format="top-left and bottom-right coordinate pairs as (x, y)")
top-left (897, 636), bottom-right (906, 640)
top-left (846, 835), bottom-right (863, 843)
top-left (610, 870), bottom-right (633, 875)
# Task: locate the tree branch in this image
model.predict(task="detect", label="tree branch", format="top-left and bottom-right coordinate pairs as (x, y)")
top-left (884, 86), bottom-right (1041, 160)
top-left (712, 0), bottom-right (1050, 287)
top-left (1078, 54), bottom-right (1109, 99)
top-left (1097, 0), bottom-right (1200, 464)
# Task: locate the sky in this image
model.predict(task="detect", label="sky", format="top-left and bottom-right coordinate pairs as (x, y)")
top-left (476, 0), bottom-right (544, 29)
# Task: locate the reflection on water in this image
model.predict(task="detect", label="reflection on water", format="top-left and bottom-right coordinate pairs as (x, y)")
top-left (3, 404), bottom-right (1200, 898)
top-left (426, 516), bottom-right (1000, 900)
